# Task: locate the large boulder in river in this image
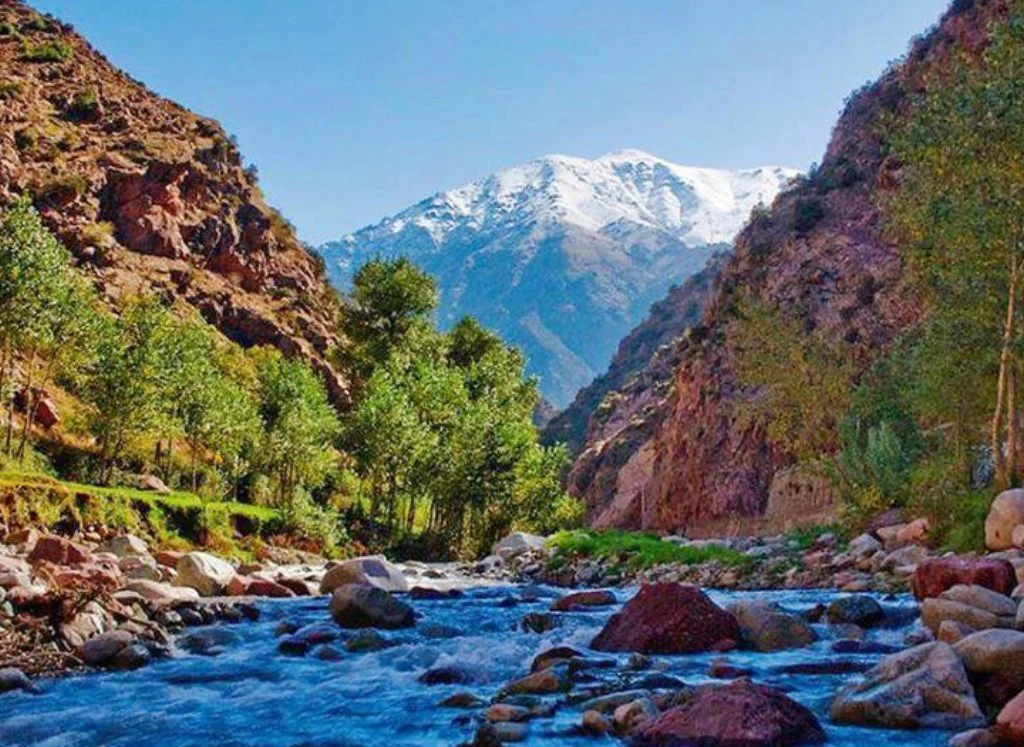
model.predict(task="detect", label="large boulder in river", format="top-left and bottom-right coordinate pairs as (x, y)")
top-left (727, 600), bottom-right (817, 652)
top-left (329, 583), bottom-right (415, 629)
top-left (920, 584), bottom-right (1017, 634)
top-left (590, 583), bottom-right (739, 654)
top-left (912, 556), bottom-right (1017, 600)
top-left (492, 531), bottom-right (546, 560)
top-left (173, 552), bottom-right (235, 597)
top-left (986, 489), bottom-right (1024, 550)
top-left (319, 556), bottom-right (408, 594)
top-left (633, 680), bottom-right (825, 746)
top-left (830, 642), bottom-right (984, 730)
top-left (953, 628), bottom-right (1024, 708)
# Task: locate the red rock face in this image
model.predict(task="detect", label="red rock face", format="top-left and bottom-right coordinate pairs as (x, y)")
top-left (567, 0), bottom-right (1009, 532)
top-left (590, 583), bottom-right (739, 654)
top-left (911, 557), bottom-right (1017, 600)
top-left (633, 680), bottom-right (826, 746)
top-left (0, 1), bottom-right (348, 406)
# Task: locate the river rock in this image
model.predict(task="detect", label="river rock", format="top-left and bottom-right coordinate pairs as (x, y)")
top-left (953, 628), bottom-right (1024, 707)
top-left (551, 589), bottom-right (615, 612)
top-left (997, 690), bottom-right (1024, 744)
top-left (329, 583), bottom-right (414, 629)
top-left (829, 642), bottom-right (984, 730)
top-left (486, 704), bottom-right (531, 723)
top-left (102, 534), bottom-right (149, 558)
top-left (492, 532), bottom-right (546, 560)
top-left (986, 489), bottom-right (1024, 550)
top-left (320, 556), bottom-right (408, 594)
top-left (613, 697), bottom-right (658, 734)
top-left (826, 595), bottom-right (884, 627)
top-left (81, 630), bottom-right (144, 669)
top-left (174, 552), bottom-right (235, 596)
top-left (590, 583), bottom-right (740, 654)
top-left (912, 556), bottom-right (1017, 600)
top-left (501, 668), bottom-right (570, 695)
top-left (727, 599), bottom-right (817, 652)
top-left (0, 668), bottom-right (35, 695)
top-left (123, 579), bottom-right (200, 603)
top-left (948, 728), bottom-right (1004, 747)
top-left (921, 585), bottom-right (1017, 634)
top-left (633, 680), bottom-right (824, 746)
top-left (580, 709), bottom-right (613, 735)
top-left (531, 646), bottom-right (582, 672)
top-left (848, 533), bottom-right (883, 558)
top-left (28, 535), bottom-right (90, 566)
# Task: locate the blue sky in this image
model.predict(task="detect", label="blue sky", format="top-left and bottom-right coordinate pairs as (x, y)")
top-left (34, 0), bottom-right (950, 244)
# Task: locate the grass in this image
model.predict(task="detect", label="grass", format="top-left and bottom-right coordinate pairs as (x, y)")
top-left (0, 469), bottom-right (277, 523)
top-left (549, 529), bottom-right (752, 570)
top-left (22, 39), bottom-right (73, 63)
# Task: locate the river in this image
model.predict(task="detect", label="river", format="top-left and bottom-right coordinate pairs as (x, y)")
top-left (0, 585), bottom-right (946, 746)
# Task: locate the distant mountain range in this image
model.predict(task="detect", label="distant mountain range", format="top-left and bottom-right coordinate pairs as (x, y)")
top-left (320, 149), bottom-right (798, 407)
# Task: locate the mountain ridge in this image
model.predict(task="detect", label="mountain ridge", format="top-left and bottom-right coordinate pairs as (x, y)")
top-left (321, 150), bottom-right (797, 406)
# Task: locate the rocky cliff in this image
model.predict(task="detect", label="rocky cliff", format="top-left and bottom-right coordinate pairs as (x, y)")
top-left (567, 0), bottom-right (1001, 532)
top-left (0, 1), bottom-right (346, 402)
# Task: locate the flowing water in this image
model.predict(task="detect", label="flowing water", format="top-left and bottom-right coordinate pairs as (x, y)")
top-left (0, 585), bottom-right (947, 746)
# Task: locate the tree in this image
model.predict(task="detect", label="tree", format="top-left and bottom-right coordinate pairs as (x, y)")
top-left (885, 8), bottom-right (1024, 487)
top-left (253, 348), bottom-right (341, 506)
top-left (340, 256), bottom-right (438, 374)
top-left (81, 297), bottom-right (173, 481)
top-left (728, 301), bottom-right (855, 460)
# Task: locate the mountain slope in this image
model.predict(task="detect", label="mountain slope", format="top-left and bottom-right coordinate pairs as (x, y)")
top-left (0, 1), bottom-right (346, 402)
top-left (321, 150), bottom-right (796, 407)
top-left (566, 0), bottom-right (999, 532)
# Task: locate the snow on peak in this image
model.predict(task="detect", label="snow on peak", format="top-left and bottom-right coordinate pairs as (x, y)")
top-left (345, 150), bottom-right (799, 249)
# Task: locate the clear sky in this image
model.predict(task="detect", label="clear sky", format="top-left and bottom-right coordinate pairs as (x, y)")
top-left (33, 0), bottom-right (950, 244)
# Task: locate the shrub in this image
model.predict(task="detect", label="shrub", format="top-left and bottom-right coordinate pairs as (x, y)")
top-left (35, 173), bottom-right (87, 204)
top-left (0, 82), bottom-right (22, 100)
top-left (22, 40), bottom-right (73, 63)
top-left (81, 221), bottom-right (114, 247)
top-left (792, 197), bottom-right (825, 233)
top-left (66, 89), bottom-right (100, 121)
top-left (827, 418), bottom-right (915, 518)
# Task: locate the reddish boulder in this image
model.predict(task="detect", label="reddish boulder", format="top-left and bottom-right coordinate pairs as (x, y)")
top-left (912, 557), bottom-right (1017, 600)
top-left (551, 589), bottom-right (616, 611)
top-left (997, 690), bottom-right (1024, 744)
top-left (590, 583), bottom-right (739, 654)
top-left (153, 550), bottom-right (184, 568)
top-left (633, 680), bottom-right (825, 745)
top-left (246, 578), bottom-right (296, 598)
top-left (28, 535), bottom-right (91, 566)
top-left (277, 577), bottom-right (318, 596)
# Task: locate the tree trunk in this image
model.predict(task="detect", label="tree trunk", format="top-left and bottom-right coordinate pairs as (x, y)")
top-left (1008, 357), bottom-right (1020, 486)
top-left (15, 346), bottom-right (38, 462)
top-left (993, 255), bottom-right (1020, 489)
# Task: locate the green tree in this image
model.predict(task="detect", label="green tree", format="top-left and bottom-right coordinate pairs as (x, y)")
top-left (340, 256), bottom-right (438, 375)
top-left (728, 301), bottom-right (855, 460)
top-left (81, 297), bottom-right (174, 481)
top-left (254, 348), bottom-right (341, 506)
top-left (885, 6), bottom-right (1024, 486)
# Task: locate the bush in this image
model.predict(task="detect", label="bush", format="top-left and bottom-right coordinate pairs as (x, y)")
top-left (0, 82), bottom-right (21, 100)
top-left (81, 221), bottom-right (114, 247)
top-left (22, 40), bottom-right (73, 63)
top-left (828, 418), bottom-right (915, 518)
top-left (792, 197), bottom-right (825, 233)
top-left (909, 454), bottom-right (991, 553)
top-left (35, 173), bottom-right (87, 204)
top-left (66, 89), bottom-right (100, 121)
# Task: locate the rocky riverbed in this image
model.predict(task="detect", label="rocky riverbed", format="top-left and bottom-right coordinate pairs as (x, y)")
top-left (1, 494), bottom-right (1023, 745)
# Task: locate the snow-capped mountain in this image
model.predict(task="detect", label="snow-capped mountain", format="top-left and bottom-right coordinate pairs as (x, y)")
top-left (320, 149), bottom-right (798, 407)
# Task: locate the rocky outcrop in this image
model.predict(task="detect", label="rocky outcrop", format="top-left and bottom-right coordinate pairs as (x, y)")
top-left (564, 0), bottom-right (1007, 531)
top-left (590, 583), bottom-right (739, 654)
top-left (0, 2), bottom-right (346, 404)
